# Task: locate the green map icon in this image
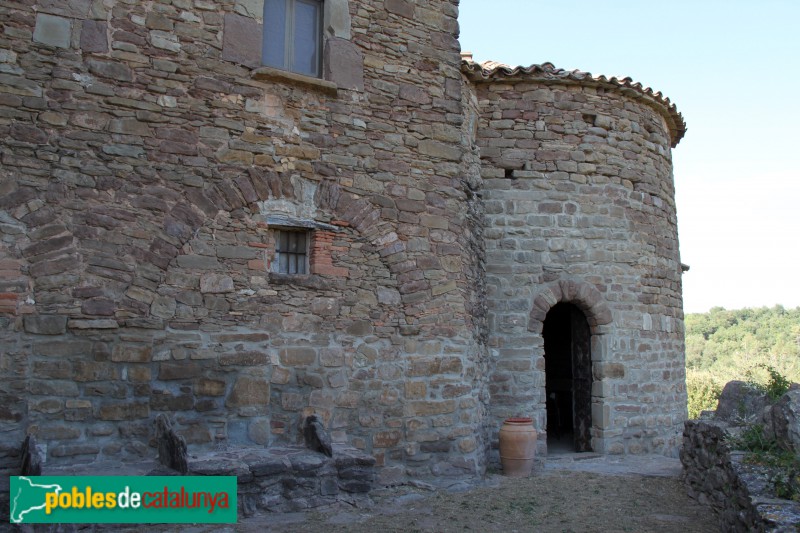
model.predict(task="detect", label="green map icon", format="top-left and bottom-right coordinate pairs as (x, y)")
top-left (10, 476), bottom-right (63, 524)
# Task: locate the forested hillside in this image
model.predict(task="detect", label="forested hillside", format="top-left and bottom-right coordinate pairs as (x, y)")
top-left (685, 306), bottom-right (800, 418)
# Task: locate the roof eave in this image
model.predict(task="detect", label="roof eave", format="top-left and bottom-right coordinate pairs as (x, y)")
top-left (461, 60), bottom-right (686, 148)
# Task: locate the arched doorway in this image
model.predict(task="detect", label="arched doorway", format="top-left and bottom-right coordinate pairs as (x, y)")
top-left (543, 302), bottom-right (592, 453)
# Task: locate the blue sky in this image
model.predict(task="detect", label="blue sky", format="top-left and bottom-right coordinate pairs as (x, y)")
top-left (459, 0), bottom-right (800, 313)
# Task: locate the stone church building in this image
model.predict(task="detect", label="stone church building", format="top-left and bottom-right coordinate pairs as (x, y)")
top-left (0, 0), bottom-right (687, 483)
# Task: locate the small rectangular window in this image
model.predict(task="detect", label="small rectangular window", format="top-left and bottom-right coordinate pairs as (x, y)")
top-left (263, 0), bottom-right (322, 78)
top-left (273, 229), bottom-right (309, 274)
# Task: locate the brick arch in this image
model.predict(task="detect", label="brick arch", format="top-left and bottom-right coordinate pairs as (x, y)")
top-left (164, 173), bottom-right (403, 265)
top-left (120, 174), bottom-right (412, 322)
top-left (131, 173), bottom-right (402, 280)
top-left (527, 278), bottom-right (613, 336)
top-left (157, 172), bottom-right (401, 255)
top-left (52, 169), bottom-right (320, 320)
top-left (143, 169), bottom-right (334, 272)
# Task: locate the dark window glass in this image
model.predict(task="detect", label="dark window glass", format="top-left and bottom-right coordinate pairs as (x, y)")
top-left (293, 0), bottom-right (321, 76)
top-left (263, 0), bottom-right (321, 78)
top-left (263, 0), bottom-right (287, 69)
top-left (274, 229), bottom-right (308, 274)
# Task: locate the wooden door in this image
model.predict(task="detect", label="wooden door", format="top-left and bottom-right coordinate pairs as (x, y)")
top-left (571, 306), bottom-right (592, 452)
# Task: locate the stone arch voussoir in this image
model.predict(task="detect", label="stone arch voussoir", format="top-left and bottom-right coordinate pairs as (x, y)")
top-left (527, 278), bottom-right (612, 336)
top-left (317, 181), bottom-right (406, 263)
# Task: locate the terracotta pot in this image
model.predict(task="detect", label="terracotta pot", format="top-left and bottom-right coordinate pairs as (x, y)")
top-left (499, 417), bottom-right (537, 477)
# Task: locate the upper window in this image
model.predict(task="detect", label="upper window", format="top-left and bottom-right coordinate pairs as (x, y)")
top-left (263, 0), bottom-right (323, 78)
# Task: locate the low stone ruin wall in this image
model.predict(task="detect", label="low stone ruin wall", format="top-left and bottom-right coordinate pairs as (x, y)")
top-left (0, 444), bottom-right (375, 522)
top-left (187, 445), bottom-right (376, 515)
top-left (681, 419), bottom-right (800, 532)
top-left (681, 420), bottom-right (764, 531)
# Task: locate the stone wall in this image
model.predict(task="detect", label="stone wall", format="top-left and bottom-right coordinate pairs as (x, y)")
top-left (466, 65), bottom-right (687, 458)
top-left (0, 0), bottom-right (688, 482)
top-left (681, 420), bottom-right (764, 531)
top-left (0, 0), bottom-right (489, 482)
top-left (681, 419), bottom-right (800, 532)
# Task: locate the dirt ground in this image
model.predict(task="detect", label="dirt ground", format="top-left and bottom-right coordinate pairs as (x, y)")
top-left (86, 455), bottom-right (717, 533)
top-left (224, 456), bottom-right (720, 533)
top-left (290, 475), bottom-right (715, 533)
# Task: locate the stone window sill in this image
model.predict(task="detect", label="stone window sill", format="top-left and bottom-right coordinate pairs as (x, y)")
top-left (251, 66), bottom-right (338, 95)
top-left (269, 272), bottom-right (338, 290)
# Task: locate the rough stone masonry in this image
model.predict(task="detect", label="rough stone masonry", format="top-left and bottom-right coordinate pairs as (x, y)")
top-left (0, 0), bottom-right (687, 483)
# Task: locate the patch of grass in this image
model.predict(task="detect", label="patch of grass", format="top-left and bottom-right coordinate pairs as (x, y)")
top-left (745, 446), bottom-right (800, 483)
top-left (729, 424), bottom-right (778, 453)
top-left (730, 423), bottom-right (800, 501)
top-left (506, 498), bottom-right (537, 515)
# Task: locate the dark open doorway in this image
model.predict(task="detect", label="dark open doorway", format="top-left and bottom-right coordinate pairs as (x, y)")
top-left (543, 302), bottom-right (592, 453)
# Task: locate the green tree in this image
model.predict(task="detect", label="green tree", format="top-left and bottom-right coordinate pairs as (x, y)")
top-left (685, 306), bottom-right (800, 418)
